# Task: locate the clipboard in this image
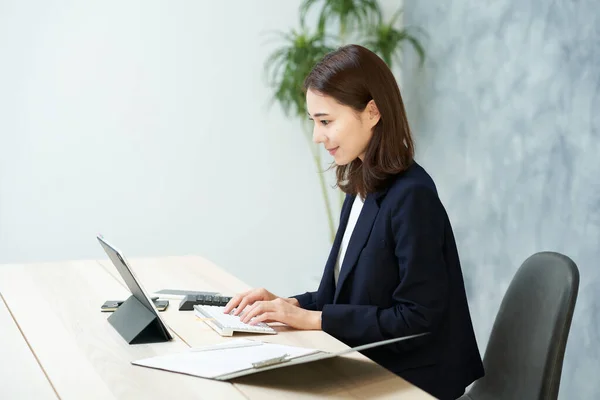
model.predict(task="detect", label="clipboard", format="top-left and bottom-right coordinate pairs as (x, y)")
top-left (131, 332), bottom-right (428, 381)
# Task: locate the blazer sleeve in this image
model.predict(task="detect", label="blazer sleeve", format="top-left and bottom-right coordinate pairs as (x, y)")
top-left (321, 185), bottom-right (449, 351)
top-left (290, 291), bottom-right (318, 311)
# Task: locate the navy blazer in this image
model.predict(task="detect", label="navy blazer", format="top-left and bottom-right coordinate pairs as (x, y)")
top-left (292, 161), bottom-right (484, 400)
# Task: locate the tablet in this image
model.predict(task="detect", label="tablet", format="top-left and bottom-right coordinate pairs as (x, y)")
top-left (97, 235), bottom-right (173, 341)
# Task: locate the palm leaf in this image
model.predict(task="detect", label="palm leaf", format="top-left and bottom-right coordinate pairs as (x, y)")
top-left (300, 0), bottom-right (382, 40)
top-left (263, 27), bottom-right (335, 119)
top-left (402, 30), bottom-right (426, 66)
top-left (363, 7), bottom-right (427, 68)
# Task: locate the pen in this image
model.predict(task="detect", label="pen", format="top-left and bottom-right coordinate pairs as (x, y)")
top-left (252, 353), bottom-right (290, 368)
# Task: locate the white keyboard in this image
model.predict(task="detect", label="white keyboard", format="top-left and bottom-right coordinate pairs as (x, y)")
top-left (193, 305), bottom-right (277, 337)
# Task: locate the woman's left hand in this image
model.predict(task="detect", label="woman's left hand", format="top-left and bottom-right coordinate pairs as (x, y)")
top-left (239, 298), bottom-right (322, 330)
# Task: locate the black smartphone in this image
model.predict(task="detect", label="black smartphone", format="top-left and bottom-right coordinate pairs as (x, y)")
top-left (100, 299), bottom-right (169, 312)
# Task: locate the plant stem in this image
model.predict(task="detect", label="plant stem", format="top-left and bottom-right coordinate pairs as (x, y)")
top-left (313, 153), bottom-right (336, 243)
top-left (303, 121), bottom-right (336, 243)
top-left (340, 21), bottom-right (347, 44)
top-left (340, 22), bottom-right (347, 45)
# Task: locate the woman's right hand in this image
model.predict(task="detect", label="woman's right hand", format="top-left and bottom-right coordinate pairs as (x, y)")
top-left (223, 288), bottom-right (299, 316)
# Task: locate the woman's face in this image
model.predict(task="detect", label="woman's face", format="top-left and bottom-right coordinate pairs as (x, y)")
top-left (307, 89), bottom-right (380, 165)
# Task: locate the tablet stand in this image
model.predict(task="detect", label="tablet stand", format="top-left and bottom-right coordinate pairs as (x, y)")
top-left (107, 295), bottom-right (170, 344)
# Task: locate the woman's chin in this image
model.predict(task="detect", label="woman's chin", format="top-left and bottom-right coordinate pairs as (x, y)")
top-left (332, 153), bottom-right (356, 166)
top-left (333, 158), bottom-right (351, 166)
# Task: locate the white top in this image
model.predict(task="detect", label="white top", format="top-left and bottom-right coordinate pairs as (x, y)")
top-left (334, 194), bottom-right (365, 286)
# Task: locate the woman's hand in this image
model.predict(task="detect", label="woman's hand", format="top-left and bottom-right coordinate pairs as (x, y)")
top-left (240, 298), bottom-right (322, 330)
top-left (223, 288), bottom-right (299, 316)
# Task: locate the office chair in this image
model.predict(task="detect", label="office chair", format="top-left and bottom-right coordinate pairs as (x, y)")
top-left (459, 251), bottom-right (579, 400)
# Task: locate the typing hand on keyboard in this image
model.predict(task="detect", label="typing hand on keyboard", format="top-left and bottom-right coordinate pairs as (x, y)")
top-left (221, 288), bottom-right (321, 331)
top-left (194, 305), bottom-right (277, 337)
top-left (223, 288), bottom-right (281, 316)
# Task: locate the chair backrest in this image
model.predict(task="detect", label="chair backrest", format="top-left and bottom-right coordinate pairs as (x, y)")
top-left (462, 251), bottom-right (579, 400)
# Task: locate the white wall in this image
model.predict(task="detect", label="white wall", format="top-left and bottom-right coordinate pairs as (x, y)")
top-left (0, 0), bottom-right (338, 296)
top-left (0, 0), bottom-right (402, 297)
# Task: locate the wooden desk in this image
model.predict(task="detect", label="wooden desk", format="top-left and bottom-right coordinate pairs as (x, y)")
top-left (0, 293), bottom-right (57, 399)
top-left (0, 256), bottom-right (433, 399)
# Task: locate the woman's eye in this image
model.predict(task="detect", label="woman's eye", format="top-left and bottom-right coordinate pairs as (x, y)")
top-left (320, 120), bottom-right (330, 126)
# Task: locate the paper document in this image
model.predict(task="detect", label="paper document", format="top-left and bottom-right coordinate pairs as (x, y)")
top-left (132, 333), bottom-right (429, 381)
top-left (133, 339), bottom-right (321, 379)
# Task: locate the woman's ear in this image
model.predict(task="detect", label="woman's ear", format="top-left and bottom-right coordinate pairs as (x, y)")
top-left (366, 99), bottom-right (381, 127)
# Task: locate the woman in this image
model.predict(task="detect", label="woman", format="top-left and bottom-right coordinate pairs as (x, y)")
top-left (224, 44), bottom-right (484, 399)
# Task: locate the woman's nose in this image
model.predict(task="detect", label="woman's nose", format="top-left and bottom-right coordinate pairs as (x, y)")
top-left (313, 127), bottom-right (325, 143)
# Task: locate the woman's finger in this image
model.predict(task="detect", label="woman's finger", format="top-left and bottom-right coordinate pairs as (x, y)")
top-left (239, 302), bottom-right (263, 323)
top-left (233, 295), bottom-right (257, 316)
top-left (223, 290), bottom-right (251, 314)
top-left (241, 301), bottom-right (270, 324)
top-left (249, 311), bottom-right (276, 325)
top-left (233, 290), bottom-right (265, 315)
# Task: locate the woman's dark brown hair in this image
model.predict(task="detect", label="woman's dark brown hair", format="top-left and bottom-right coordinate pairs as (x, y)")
top-left (303, 44), bottom-right (415, 197)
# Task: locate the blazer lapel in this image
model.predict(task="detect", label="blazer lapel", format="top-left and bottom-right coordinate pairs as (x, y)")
top-left (333, 193), bottom-right (381, 304)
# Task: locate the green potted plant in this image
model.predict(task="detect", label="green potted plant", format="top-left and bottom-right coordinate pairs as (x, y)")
top-left (264, 0), bottom-right (426, 243)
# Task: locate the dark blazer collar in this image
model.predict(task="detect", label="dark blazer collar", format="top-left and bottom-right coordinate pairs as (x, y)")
top-left (317, 171), bottom-right (400, 306)
top-left (332, 192), bottom-right (382, 303)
